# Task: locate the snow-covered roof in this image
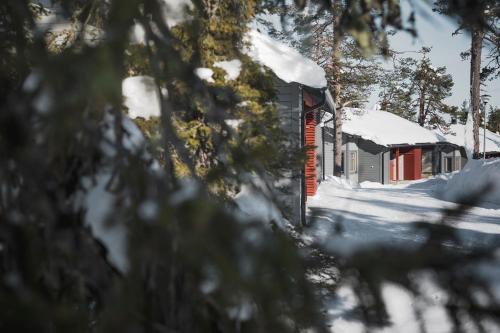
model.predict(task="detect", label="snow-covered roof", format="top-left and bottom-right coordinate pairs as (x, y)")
top-left (244, 29), bottom-right (327, 89)
top-left (434, 124), bottom-right (500, 153)
top-left (342, 108), bottom-right (441, 147)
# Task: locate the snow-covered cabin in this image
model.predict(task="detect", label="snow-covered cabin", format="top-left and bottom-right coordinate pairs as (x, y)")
top-left (435, 124), bottom-right (500, 160)
top-left (339, 108), bottom-right (464, 184)
top-left (246, 30), bottom-right (335, 225)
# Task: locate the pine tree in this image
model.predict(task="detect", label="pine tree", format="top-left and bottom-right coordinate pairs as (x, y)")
top-left (379, 48), bottom-right (454, 127)
top-left (488, 106), bottom-right (500, 133)
top-left (434, 0), bottom-right (500, 158)
top-left (264, 2), bottom-right (383, 176)
top-left (458, 100), bottom-right (470, 125)
top-left (0, 1), bottom-right (324, 331)
top-left (379, 57), bottom-right (417, 121)
top-left (2, 1), bottom-right (500, 332)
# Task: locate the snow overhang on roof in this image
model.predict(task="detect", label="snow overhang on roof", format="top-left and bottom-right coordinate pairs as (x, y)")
top-left (434, 124), bottom-right (500, 153)
top-left (342, 108), bottom-right (442, 147)
top-left (244, 29), bottom-right (327, 89)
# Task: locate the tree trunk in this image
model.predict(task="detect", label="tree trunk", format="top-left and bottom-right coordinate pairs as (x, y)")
top-left (332, 54), bottom-right (343, 176)
top-left (470, 27), bottom-right (484, 158)
top-left (334, 103), bottom-right (343, 176)
top-left (332, 5), bottom-right (343, 177)
top-left (418, 88), bottom-right (426, 127)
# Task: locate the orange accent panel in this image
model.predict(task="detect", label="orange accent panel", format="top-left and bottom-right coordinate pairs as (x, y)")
top-left (305, 112), bottom-right (317, 196)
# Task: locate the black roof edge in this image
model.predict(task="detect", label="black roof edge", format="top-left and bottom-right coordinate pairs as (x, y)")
top-left (301, 85), bottom-right (335, 115)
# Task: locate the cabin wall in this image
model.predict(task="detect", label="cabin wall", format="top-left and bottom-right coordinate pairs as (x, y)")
top-left (401, 147), bottom-right (422, 180)
top-left (390, 147), bottom-right (424, 181)
top-left (274, 79), bottom-right (303, 225)
top-left (358, 140), bottom-right (386, 183)
top-left (382, 151), bottom-right (390, 184)
top-left (323, 125), bottom-right (335, 178)
top-left (341, 134), bottom-right (359, 183)
top-left (439, 144), bottom-right (463, 173)
top-left (460, 147), bottom-right (468, 168)
top-left (305, 112), bottom-right (318, 196)
top-left (315, 118), bottom-right (323, 183)
top-left (422, 147), bottom-right (434, 177)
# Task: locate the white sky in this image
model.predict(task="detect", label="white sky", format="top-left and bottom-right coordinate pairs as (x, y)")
top-left (368, 2), bottom-right (499, 109)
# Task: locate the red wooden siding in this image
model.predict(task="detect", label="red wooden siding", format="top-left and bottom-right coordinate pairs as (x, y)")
top-left (390, 157), bottom-right (394, 181)
top-left (413, 147), bottom-right (422, 179)
top-left (402, 147), bottom-right (422, 180)
top-left (305, 111), bottom-right (317, 196)
top-left (391, 147), bottom-right (422, 181)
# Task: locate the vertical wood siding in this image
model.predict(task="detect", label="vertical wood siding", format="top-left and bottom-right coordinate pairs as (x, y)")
top-left (305, 111), bottom-right (317, 196)
top-left (358, 140), bottom-right (384, 183)
top-left (323, 126), bottom-right (335, 177)
top-left (274, 79), bottom-right (302, 225)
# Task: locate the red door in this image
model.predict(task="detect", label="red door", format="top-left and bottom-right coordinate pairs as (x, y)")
top-left (403, 147), bottom-right (422, 180)
top-left (390, 157), bottom-right (394, 181)
top-left (413, 147), bottom-right (422, 179)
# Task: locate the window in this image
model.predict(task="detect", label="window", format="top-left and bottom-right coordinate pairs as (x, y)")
top-left (444, 157), bottom-right (453, 173)
top-left (454, 156), bottom-right (461, 170)
top-left (349, 151), bottom-right (357, 173)
top-left (422, 149), bottom-right (433, 174)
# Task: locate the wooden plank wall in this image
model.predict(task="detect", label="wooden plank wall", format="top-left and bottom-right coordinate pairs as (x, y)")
top-left (305, 111), bottom-right (317, 196)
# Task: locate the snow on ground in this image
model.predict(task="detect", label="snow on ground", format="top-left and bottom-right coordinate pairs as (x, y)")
top-left (214, 59), bottom-right (242, 81)
top-left (122, 76), bottom-right (167, 119)
top-left (160, 0), bottom-right (193, 28)
top-left (244, 29), bottom-right (327, 88)
top-left (342, 108), bottom-right (441, 147)
top-left (78, 112), bottom-right (160, 273)
top-left (130, 0), bottom-right (193, 44)
top-left (194, 68), bottom-right (215, 83)
top-left (307, 175), bottom-right (500, 333)
top-left (35, 8), bottom-right (103, 47)
top-left (234, 177), bottom-right (289, 229)
top-left (307, 175), bottom-right (500, 256)
top-left (80, 172), bottom-right (128, 273)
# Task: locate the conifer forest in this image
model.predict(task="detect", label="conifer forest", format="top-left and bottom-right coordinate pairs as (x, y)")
top-left (1, 1), bottom-right (500, 332)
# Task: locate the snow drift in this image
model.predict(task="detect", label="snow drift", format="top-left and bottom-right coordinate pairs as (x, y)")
top-left (441, 158), bottom-right (500, 206)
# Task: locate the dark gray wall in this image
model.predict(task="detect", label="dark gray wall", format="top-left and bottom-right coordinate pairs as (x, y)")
top-left (422, 147), bottom-right (434, 176)
top-left (460, 147), bottom-right (468, 168)
top-left (274, 78), bottom-right (334, 224)
top-left (438, 144), bottom-right (464, 173)
top-left (358, 140), bottom-right (386, 183)
top-left (274, 79), bottom-right (303, 225)
top-left (341, 134), bottom-right (360, 183)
